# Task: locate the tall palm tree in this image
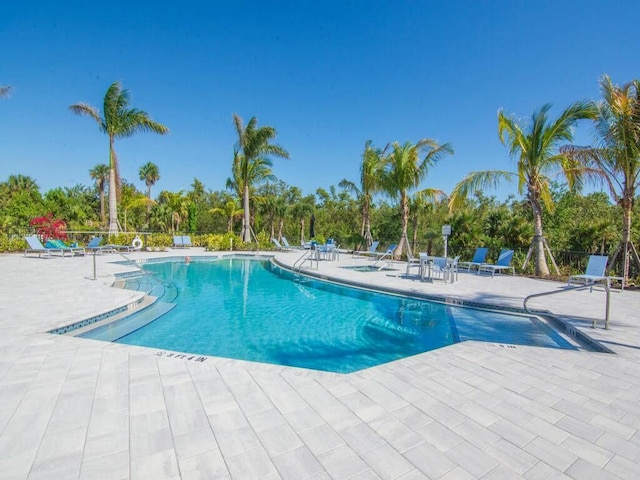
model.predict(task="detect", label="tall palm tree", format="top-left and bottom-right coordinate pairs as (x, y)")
top-left (339, 140), bottom-right (386, 248)
top-left (562, 75), bottom-right (640, 281)
top-left (89, 163), bottom-right (110, 226)
top-left (450, 102), bottom-right (596, 276)
top-left (69, 81), bottom-right (169, 236)
top-left (232, 114), bottom-right (289, 242)
top-left (380, 139), bottom-right (453, 260)
top-left (139, 161), bottom-right (160, 224)
top-left (0, 85), bottom-right (11, 99)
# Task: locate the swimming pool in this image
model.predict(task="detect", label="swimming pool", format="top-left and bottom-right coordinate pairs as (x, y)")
top-left (81, 257), bottom-right (577, 373)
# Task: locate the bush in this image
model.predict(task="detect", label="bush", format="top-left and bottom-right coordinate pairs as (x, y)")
top-left (0, 234), bottom-right (28, 252)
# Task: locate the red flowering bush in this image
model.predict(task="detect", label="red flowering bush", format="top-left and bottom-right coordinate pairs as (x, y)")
top-left (29, 213), bottom-right (67, 241)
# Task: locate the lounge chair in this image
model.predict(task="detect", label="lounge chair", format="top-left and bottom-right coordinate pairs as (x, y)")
top-left (478, 249), bottom-right (515, 277)
top-left (46, 239), bottom-right (86, 256)
top-left (353, 240), bottom-right (380, 258)
top-left (173, 235), bottom-right (184, 248)
top-left (272, 238), bottom-right (286, 250)
top-left (24, 235), bottom-right (62, 257)
top-left (371, 244), bottom-right (396, 269)
top-left (181, 235), bottom-right (193, 247)
top-left (281, 237), bottom-right (296, 249)
top-left (86, 236), bottom-right (112, 254)
top-left (568, 255), bottom-right (611, 289)
top-left (458, 247), bottom-right (488, 272)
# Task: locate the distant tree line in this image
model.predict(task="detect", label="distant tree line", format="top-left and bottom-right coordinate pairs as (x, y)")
top-left (1, 75), bottom-right (639, 282)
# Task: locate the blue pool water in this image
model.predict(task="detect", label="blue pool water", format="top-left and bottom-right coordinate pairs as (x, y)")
top-left (89, 257), bottom-right (575, 373)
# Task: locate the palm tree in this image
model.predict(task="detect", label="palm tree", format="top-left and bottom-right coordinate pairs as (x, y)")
top-left (139, 161), bottom-right (160, 225)
top-left (69, 81), bottom-right (169, 236)
top-left (0, 85), bottom-right (11, 99)
top-left (89, 163), bottom-right (110, 226)
top-left (339, 140), bottom-right (386, 248)
top-left (380, 140), bottom-right (453, 260)
top-left (290, 196), bottom-right (315, 244)
top-left (408, 189), bottom-right (446, 254)
top-left (210, 197), bottom-right (243, 233)
top-left (450, 102), bottom-right (596, 276)
top-left (232, 114), bottom-right (289, 242)
top-left (561, 75), bottom-right (640, 281)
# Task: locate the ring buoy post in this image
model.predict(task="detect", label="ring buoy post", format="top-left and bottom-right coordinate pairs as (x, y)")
top-left (132, 235), bottom-right (143, 250)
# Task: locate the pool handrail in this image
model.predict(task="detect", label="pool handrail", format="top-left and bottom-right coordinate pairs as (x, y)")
top-left (523, 282), bottom-right (611, 329)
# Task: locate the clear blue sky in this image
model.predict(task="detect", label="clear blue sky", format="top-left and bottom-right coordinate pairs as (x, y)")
top-left (1, 1), bottom-right (638, 200)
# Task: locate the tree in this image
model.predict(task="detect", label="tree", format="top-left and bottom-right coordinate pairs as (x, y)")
top-left (69, 81), bottom-right (169, 236)
top-left (210, 196), bottom-right (243, 233)
top-left (290, 195), bottom-right (315, 244)
top-left (0, 85), bottom-right (11, 99)
top-left (339, 140), bottom-right (386, 248)
top-left (139, 161), bottom-right (160, 225)
top-left (380, 139), bottom-right (453, 260)
top-left (562, 75), bottom-right (640, 281)
top-left (232, 114), bottom-right (289, 242)
top-left (450, 102), bottom-right (595, 276)
top-left (89, 163), bottom-right (110, 226)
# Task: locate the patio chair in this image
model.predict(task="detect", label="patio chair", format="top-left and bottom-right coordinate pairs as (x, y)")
top-left (458, 247), bottom-right (488, 272)
top-left (478, 249), bottom-right (515, 277)
top-left (353, 240), bottom-right (380, 258)
top-left (281, 237), bottom-right (295, 249)
top-left (371, 244), bottom-right (396, 269)
top-left (24, 235), bottom-right (62, 257)
top-left (272, 238), bottom-right (286, 250)
top-left (181, 235), bottom-right (193, 248)
top-left (173, 235), bottom-right (185, 248)
top-left (86, 236), bottom-right (113, 254)
top-left (46, 238), bottom-right (86, 256)
top-left (568, 255), bottom-right (610, 289)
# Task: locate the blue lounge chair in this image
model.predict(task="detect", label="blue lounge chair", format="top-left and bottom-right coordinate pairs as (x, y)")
top-left (86, 236), bottom-right (112, 253)
top-left (173, 235), bottom-right (193, 248)
top-left (568, 255), bottom-right (610, 289)
top-left (281, 237), bottom-right (296, 249)
top-left (458, 247), bottom-right (488, 272)
top-left (353, 240), bottom-right (380, 258)
top-left (24, 235), bottom-right (62, 257)
top-left (272, 238), bottom-right (286, 250)
top-left (372, 244), bottom-right (396, 269)
top-left (46, 238), bottom-right (86, 256)
top-left (478, 249), bottom-right (515, 277)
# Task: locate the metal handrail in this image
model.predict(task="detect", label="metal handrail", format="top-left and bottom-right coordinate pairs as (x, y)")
top-left (523, 282), bottom-right (611, 329)
top-left (292, 249), bottom-right (318, 272)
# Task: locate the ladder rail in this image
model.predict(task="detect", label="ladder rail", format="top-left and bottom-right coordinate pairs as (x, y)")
top-left (292, 249), bottom-right (318, 272)
top-left (523, 282), bottom-right (611, 329)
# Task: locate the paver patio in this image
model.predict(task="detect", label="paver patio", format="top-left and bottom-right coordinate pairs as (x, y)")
top-left (0, 249), bottom-right (639, 479)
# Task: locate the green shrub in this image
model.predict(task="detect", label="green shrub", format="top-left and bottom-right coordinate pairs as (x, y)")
top-left (0, 234), bottom-right (28, 252)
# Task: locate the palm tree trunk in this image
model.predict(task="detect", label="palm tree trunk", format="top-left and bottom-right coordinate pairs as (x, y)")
top-left (363, 201), bottom-right (373, 247)
top-left (242, 185), bottom-right (251, 242)
top-left (146, 185), bottom-right (152, 225)
top-left (278, 219), bottom-right (284, 240)
top-left (99, 187), bottom-right (105, 226)
top-left (531, 201), bottom-right (549, 277)
top-left (107, 140), bottom-right (118, 236)
top-left (395, 193), bottom-right (409, 260)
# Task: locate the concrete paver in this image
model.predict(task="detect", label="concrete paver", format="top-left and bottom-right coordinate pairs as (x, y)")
top-left (0, 249), bottom-right (639, 479)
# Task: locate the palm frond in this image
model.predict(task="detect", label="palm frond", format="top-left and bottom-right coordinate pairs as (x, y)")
top-left (449, 170), bottom-right (515, 211)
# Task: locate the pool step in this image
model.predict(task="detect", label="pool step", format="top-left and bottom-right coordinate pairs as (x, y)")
top-left (78, 300), bottom-right (176, 342)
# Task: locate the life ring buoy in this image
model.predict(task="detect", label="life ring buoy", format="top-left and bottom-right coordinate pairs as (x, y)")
top-left (132, 236), bottom-right (143, 249)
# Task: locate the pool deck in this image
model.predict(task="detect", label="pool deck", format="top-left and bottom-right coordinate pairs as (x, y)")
top-left (1, 249), bottom-right (639, 479)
